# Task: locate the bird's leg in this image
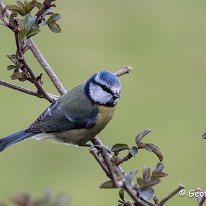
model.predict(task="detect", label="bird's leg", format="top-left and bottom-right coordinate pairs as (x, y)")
top-left (83, 143), bottom-right (111, 155)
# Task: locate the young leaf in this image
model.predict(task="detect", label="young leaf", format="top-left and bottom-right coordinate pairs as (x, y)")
top-left (125, 169), bottom-right (138, 183)
top-left (135, 128), bottom-right (151, 144)
top-left (36, 2), bottom-right (42, 9)
top-left (47, 13), bottom-right (61, 22)
top-left (139, 188), bottom-right (154, 200)
top-left (119, 189), bottom-right (125, 201)
top-left (26, 28), bottom-right (40, 39)
top-left (144, 143), bottom-right (163, 162)
top-left (142, 166), bottom-right (151, 184)
top-left (111, 144), bottom-right (129, 153)
top-left (10, 12), bottom-right (18, 20)
top-left (7, 65), bottom-right (17, 70)
top-left (24, 0), bottom-right (37, 13)
top-left (8, 5), bottom-right (21, 15)
top-left (16, 1), bottom-right (26, 15)
top-left (7, 54), bottom-right (17, 64)
top-left (129, 146), bottom-right (138, 157)
top-left (100, 180), bottom-right (114, 189)
top-left (11, 71), bottom-right (23, 80)
top-left (23, 14), bottom-right (36, 30)
top-left (47, 21), bottom-right (61, 33)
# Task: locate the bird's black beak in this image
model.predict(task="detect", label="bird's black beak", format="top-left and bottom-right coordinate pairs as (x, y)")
top-left (113, 92), bottom-right (120, 99)
top-left (202, 132), bottom-right (206, 139)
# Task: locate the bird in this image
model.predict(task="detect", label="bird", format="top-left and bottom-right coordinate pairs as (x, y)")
top-left (0, 71), bottom-right (121, 152)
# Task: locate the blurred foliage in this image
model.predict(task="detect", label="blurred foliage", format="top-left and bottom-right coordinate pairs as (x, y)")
top-left (0, 0), bottom-right (206, 206)
top-left (0, 191), bottom-right (69, 206)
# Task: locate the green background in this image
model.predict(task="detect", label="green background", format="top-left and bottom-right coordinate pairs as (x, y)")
top-left (1, 0), bottom-right (206, 205)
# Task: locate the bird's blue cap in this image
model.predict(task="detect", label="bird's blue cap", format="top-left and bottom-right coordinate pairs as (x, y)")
top-left (95, 71), bottom-right (120, 87)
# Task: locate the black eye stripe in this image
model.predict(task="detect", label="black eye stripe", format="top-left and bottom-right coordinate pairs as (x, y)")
top-left (92, 80), bottom-right (113, 95)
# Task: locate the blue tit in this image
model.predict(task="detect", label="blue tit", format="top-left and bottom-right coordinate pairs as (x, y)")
top-left (0, 71), bottom-right (121, 152)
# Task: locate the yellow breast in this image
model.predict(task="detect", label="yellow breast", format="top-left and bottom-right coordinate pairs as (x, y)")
top-left (53, 105), bottom-right (116, 146)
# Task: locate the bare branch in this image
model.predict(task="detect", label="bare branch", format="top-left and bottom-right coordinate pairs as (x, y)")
top-left (27, 39), bottom-right (67, 95)
top-left (0, 80), bottom-right (58, 99)
top-left (91, 137), bottom-right (154, 206)
top-left (114, 66), bottom-right (133, 77)
top-left (195, 188), bottom-right (206, 206)
top-left (90, 148), bottom-right (109, 176)
top-left (21, 58), bottom-right (54, 103)
top-left (158, 184), bottom-right (185, 206)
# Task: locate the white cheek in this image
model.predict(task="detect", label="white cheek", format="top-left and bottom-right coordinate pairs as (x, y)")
top-left (89, 83), bottom-right (113, 104)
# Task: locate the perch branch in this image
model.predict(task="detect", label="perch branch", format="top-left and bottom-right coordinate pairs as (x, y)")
top-left (91, 136), bottom-right (153, 206)
top-left (27, 39), bottom-right (67, 95)
top-left (158, 184), bottom-right (184, 206)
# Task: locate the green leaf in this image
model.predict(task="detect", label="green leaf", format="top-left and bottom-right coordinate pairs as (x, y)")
top-left (11, 69), bottom-right (27, 81)
top-left (100, 180), bottom-right (114, 189)
top-left (41, 18), bottom-right (47, 26)
top-left (111, 144), bottom-right (129, 153)
top-left (7, 54), bottom-right (17, 64)
top-left (129, 146), bottom-right (138, 157)
top-left (48, 13), bottom-right (61, 22)
top-left (26, 28), bottom-right (40, 39)
top-left (135, 128), bottom-right (151, 144)
top-left (19, 29), bottom-right (28, 39)
top-left (8, 5), bottom-right (22, 15)
top-left (144, 143), bottom-right (163, 162)
top-left (23, 14), bottom-right (36, 30)
top-left (119, 189), bottom-right (125, 201)
top-left (126, 169), bottom-right (138, 183)
top-left (141, 179), bottom-right (160, 189)
top-left (24, 0), bottom-right (37, 13)
top-left (139, 188), bottom-right (154, 200)
top-left (7, 65), bottom-right (17, 70)
top-left (36, 2), bottom-right (42, 9)
top-left (152, 163), bottom-right (168, 179)
top-left (16, 1), bottom-right (26, 15)
top-left (142, 166), bottom-right (151, 184)
top-left (10, 12), bottom-right (18, 20)
top-left (47, 21), bottom-right (61, 33)
top-left (11, 71), bottom-right (23, 80)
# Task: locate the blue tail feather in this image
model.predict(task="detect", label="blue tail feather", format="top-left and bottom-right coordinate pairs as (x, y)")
top-left (0, 130), bottom-right (33, 152)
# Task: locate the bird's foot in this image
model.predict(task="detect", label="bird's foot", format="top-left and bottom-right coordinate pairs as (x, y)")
top-left (83, 143), bottom-right (111, 155)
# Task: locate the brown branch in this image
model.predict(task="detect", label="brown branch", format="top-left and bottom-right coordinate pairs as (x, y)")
top-left (21, 58), bottom-right (54, 103)
top-left (91, 136), bottom-right (153, 206)
top-left (0, 80), bottom-right (58, 99)
top-left (158, 184), bottom-right (184, 206)
top-left (114, 66), bottom-right (133, 77)
top-left (90, 148), bottom-right (109, 176)
top-left (195, 188), bottom-right (206, 206)
top-left (27, 39), bottom-right (67, 95)
top-left (116, 153), bottom-right (133, 165)
top-left (35, 0), bottom-right (55, 22)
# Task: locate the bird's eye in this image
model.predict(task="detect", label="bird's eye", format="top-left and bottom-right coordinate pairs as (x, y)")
top-left (102, 85), bottom-right (107, 90)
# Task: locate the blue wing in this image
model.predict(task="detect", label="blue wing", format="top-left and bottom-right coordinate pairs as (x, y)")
top-left (26, 97), bottom-right (98, 133)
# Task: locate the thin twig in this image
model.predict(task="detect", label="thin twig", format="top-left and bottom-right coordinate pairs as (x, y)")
top-left (124, 185), bottom-right (154, 206)
top-left (158, 184), bottom-right (185, 206)
top-left (0, 80), bottom-right (58, 99)
top-left (89, 148), bottom-right (109, 176)
top-left (91, 136), bottom-right (153, 206)
top-left (116, 153), bottom-right (133, 165)
top-left (21, 58), bottom-right (54, 103)
top-left (114, 66), bottom-right (133, 77)
top-left (27, 39), bottom-right (67, 95)
top-left (199, 197), bottom-right (206, 206)
top-left (195, 188), bottom-right (206, 206)
top-left (101, 145), bottom-right (119, 187)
